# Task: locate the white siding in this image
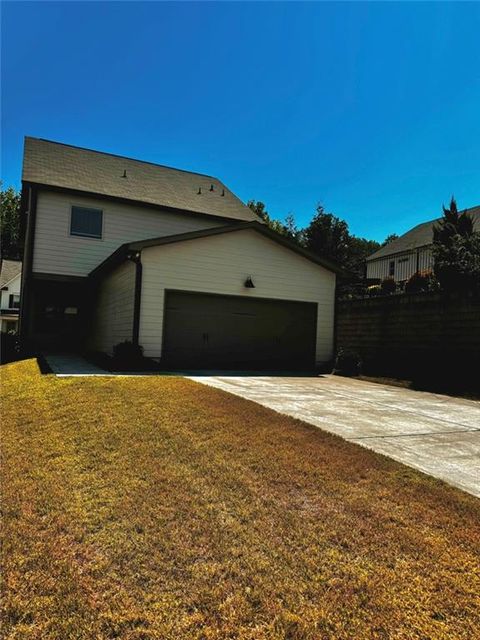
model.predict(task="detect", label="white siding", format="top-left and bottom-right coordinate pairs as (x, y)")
top-left (0, 273), bottom-right (21, 333)
top-left (0, 273), bottom-right (21, 310)
top-left (89, 261), bottom-right (136, 355)
top-left (366, 247), bottom-right (434, 282)
top-left (32, 191), bottom-right (221, 277)
top-left (139, 229), bottom-right (336, 364)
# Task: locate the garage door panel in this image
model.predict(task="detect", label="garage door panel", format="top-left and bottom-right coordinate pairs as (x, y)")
top-left (163, 291), bottom-right (316, 370)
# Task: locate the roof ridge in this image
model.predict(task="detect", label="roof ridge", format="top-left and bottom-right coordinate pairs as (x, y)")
top-left (25, 136), bottom-right (221, 182)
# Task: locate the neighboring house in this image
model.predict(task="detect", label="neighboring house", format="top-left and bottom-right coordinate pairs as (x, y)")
top-left (20, 137), bottom-right (341, 370)
top-left (0, 259), bottom-right (22, 333)
top-left (366, 205), bottom-right (480, 283)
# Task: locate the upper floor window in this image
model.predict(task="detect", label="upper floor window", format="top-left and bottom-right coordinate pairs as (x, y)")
top-left (389, 260), bottom-right (395, 276)
top-left (9, 294), bottom-right (20, 309)
top-left (70, 206), bottom-right (103, 239)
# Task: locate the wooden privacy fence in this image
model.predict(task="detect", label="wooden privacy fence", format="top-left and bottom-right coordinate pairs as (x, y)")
top-left (335, 291), bottom-right (480, 388)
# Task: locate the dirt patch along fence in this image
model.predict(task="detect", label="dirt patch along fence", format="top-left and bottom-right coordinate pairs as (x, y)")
top-left (335, 292), bottom-right (480, 391)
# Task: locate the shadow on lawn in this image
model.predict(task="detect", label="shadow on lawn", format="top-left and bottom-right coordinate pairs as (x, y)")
top-left (36, 350), bottom-right (326, 378)
top-left (80, 350), bottom-right (330, 377)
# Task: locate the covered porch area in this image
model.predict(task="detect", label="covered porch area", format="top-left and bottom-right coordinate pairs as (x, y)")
top-left (23, 275), bottom-right (92, 351)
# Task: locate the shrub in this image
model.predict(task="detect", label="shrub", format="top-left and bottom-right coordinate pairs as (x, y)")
top-left (0, 332), bottom-right (20, 364)
top-left (380, 277), bottom-right (396, 295)
top-left (112, 341), bottom-right (144, 370)
top-left (333, 348), bottom-right (362, 377)
top-left (405, 270), bottom-right (438, 294)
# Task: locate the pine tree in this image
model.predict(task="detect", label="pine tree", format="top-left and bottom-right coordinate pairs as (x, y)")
top-left (433, 198), bottom-right (480, 292)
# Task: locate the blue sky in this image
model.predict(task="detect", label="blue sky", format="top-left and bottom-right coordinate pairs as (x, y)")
top-left (2, 2), bottom-right (479, 241)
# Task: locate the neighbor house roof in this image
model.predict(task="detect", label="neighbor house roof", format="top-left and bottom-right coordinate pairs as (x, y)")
top-left (367, 205), bottom-right (480, 261)
top-left (0, 259), bottom-right (22, 288)
top-left (22, 137), bottom-right (260, 223)
top-left (89, 221), bottom-right (344, 279)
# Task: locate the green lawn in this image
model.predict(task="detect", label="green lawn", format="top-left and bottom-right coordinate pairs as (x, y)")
top-left (1, 359), bottom-right (479, 639)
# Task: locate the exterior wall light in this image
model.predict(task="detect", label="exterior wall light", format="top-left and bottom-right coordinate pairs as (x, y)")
top-left (244, 276), bottom-right (255, 288)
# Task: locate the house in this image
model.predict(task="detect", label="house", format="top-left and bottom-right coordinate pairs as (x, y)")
top-left (19, 137), bottom-right (341, 370)
top-left (366, 205), bottom-right (480, 283)
top-left (0, 259), bottom-right (22, 333)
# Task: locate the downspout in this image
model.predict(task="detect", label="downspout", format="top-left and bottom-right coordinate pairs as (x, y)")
top-left (128, 251), bottom-right (143, 346)
top-left (18, 184), bottom-right (38, 346)
top-left (332, 275), bottom-right (339, 373)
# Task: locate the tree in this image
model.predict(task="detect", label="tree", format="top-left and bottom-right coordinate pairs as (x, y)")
top-left (284, 213), bottom-right (302, 244)
top-left (432, 197), bottom-right (480, 292)
top-left (247, 200), bottom-right (302, 244)
top-left (303, 204), bottom-right (350, 265)
top-left (247, 199), bottom-right (269, 222)
top-left (249, 199), bottom-right (384, 280)
top-left (1, 185), bottom-right (22, 260)
top-left (434, 197), bottom-right (474, 243)
top-left (346, 236), bottom-right (381, 277)
top-left (382, 233), bottom-right (399, 246)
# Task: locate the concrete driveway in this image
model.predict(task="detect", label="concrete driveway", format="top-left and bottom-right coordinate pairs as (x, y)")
top-left (189, 374), bottom-right (480, 498)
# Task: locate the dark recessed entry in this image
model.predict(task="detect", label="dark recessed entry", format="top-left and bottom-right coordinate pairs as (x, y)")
top-left (162, 290), bottom-right (317, 371)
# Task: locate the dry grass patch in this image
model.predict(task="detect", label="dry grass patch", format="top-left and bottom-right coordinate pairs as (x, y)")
top-left (1, 359), bottom-right (479, 639)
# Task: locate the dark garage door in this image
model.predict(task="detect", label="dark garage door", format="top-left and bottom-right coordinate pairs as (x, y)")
top-left (163, 291), bottom-right (317, 370)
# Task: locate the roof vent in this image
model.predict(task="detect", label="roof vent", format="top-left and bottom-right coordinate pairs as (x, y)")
top-left (197, 187), bottom-right (202, 195)
top-left (210, 184), bottom-right (214, 191)
top-left (122, 169), bottom-right (127, 178)
top-left (221, 189), bottom-right (225, 197)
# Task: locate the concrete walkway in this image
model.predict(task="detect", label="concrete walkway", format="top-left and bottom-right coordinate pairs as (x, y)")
top-left (42, 353), bottom-right (161, 377)
top-left (42, 353), bottom-right (109, 376)
top-left (189, 374), bottom-right (480, 498)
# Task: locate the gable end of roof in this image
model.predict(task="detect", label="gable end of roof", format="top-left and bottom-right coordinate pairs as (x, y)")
top-left (89, 222), bottom-right (343, 280)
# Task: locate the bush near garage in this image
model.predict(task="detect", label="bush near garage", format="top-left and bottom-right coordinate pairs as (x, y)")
top-left (112, 341), bottom-right (146, 371)
top-left (333, 348), bottom-right (362, 376)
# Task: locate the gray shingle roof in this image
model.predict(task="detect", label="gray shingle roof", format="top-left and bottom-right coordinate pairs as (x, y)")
top-left (367, 205), bottom-right (480, 261)
top-left (22, 137), bottom-right (260, 223)
top-left (0, 259), bottom-right (22, 288)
